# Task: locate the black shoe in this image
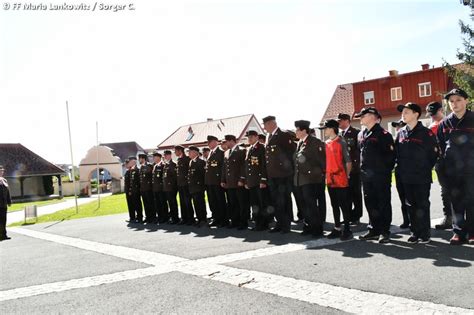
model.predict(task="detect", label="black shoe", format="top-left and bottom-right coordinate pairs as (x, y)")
top-left (399, 222), bottom-right (410, 229)
top-left (378, 233), bottom-right (390, 244)
top-left (187, 220), bottom-right (196, 226)
top-left (300, 230), bottom-right (312, 236)
top-left (280, 229), bottom-right (291, 234)
top-left (208, 220), bottom-right (219, 227)
top-left (327, 229), bottom-right (342, 239)
top-left (237, 226), bottom-right (248, 231)
top-left (269, 227), bottom-right (282, 233)
top-left (340, 230), bottom-right (353, 241)
top-left (125, 219), bottom-right (135, 223)
top-left (359, 230), bottom-right (380, 241)
top-left (419, 237), bottom-right (431, 244)
top-left (407, 235), bottom-right (419, 244)
top-left (350, 220), bottom-right (360, 226)
top-left (0, 236), bottom-right (11, 241)
top-left (435, 216), bottom-right (452, 230)
top-left (177, 220), bottom-right (186, 225)
top-left (136, 219), bottom-right (143, 224)
top-left (311, 232), bottom-right (324, 239)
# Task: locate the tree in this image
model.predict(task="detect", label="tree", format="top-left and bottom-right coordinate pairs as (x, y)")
top-left (444, 7), bottom-right (474, 108)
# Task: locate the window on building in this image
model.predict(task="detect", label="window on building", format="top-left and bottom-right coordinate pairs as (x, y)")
top-left (419, 82), bottom-right (431, 97)
top-left (364, 91), bottom-right (375, 105)
top-left (391, 87), bottom-right (402, 101)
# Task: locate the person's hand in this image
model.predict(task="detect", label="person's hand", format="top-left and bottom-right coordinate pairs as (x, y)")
top-left (221, 183), bottom-right (227, 189)
top-left (238, 181), bottom-right (244, 187)
top-left (260, 183), bottom-right (267, 189)
top-left (245, 184), bottom-right (249, 189)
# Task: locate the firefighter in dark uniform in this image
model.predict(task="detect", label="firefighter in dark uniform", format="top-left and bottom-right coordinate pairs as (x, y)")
top-left (263, 115), bottom-right (297, 233)
top-left (188, 146), bottom-right (207, 227)
top-left (310, 128), bottom-right (327, 224)
top-left (438, 88), bottom-right (474, 245)
top-left (175, 145), bottom-right (195, 225)
top-left (337, 113), bottom-right (363, 224)
top-left (391, 119), bottom-right (410, 229)
top-left (139, 153), bottom-right (155, 223)
top-left (123, 159), bottom-right (133, 223)
top-left (205, 135), bottom-right (228, 227)
top-left (221, 134), bottom-right (249, 229)
top-left (242, 130), bottom-right (271, 231)
top-left (152, 152), bottom-right (169, 224)
top-left (356, 107), bottom-right (395, 243)
top-left (0, 165), bottom-right (12, 241)
top-left (128, 156), bottom-right (143, 223)
top-left (395, 103), bottom-right (439, 244)
top-left (294, 120), bottom-right (325, 237)
top-left (163, 150), bottom-right (179, 224)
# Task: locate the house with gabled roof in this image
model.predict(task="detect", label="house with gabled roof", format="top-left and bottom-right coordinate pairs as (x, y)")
top-left (0, 143), bottom-right (66, 200)
top-left (157, 114), bottom-right (264, 151)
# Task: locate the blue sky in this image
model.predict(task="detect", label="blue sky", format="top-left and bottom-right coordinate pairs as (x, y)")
top-left (0, 0), bottom-right (471, 163)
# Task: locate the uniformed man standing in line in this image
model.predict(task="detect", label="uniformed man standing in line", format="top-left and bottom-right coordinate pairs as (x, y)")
top-left (163, 150), bottom-right (179, 224)
top-left (263, 115), bottom-right (296, 234)
top-left (294, 120), bottom-right (325, 237)
top-left (337, 113), bottom-right (362, 225)
top-left (395, 103), bottom-right (439, 244)
top-left (310, 128), bottom-right (327, 224)
top-left (188, 146), bottom-right (207, 227)
top-left (205, 135), bottom-right (228, 227)
top-left (356, 107), bottom-right (395, 243)
top-left (242, 130), bottom-right (271, 231)
top-left (426, 101), bottom-right (453, 230)
top-left (438, 89), bottom-right (474, 245)
top-left (152, 152), bottom-right (169, 224)
top-left (128, 156), bottom-right (143, 223)
top-left (139, 153), bottom-right (155, 224)
top-left (123, 159), bottom-right (134, 223)
top-left (391, 119), bottom-right (410, 229)
top-left (0, 165), bottom-right (12, 241)
top-left (175, 145), bottom-right (195, 225)
top-left (221, 134), bottom-right (249, 229)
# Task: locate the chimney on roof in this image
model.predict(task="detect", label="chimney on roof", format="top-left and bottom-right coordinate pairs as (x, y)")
top-left (207, 118), bottom-right (213, 122)
top-left (389, 70), bottom-right (398, 77)
top-left (421, 63), bottom-right (430, 71)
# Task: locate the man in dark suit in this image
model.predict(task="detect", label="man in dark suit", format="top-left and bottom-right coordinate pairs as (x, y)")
top-left (294, 120), bottom-right (325, 237)
top-left (152, 152), bottom-right (169, 224)
top-left (263, 115), bottom-right (296, 233)
top-left (123, 159), bottom-right (134, 223)
top-left (128, 156), bottom-right (143, 223)
top-left (175, 145), bottom-right (195, 225)
top-left (337, 113), bottom-right (362, 225)
top-left (163, 150), bottom-right (179, 224)
top-left (221, 134), bottom-right (249, 229)
top-left (188, 146), bottom-right (207, 227)
top-left (0, 165), bottom-right (12, 241)
top-left (205, 135), bottom-right (228, 227)
top-left (139, 153), bottom-right (155, 224)
top-left (242, 130), bottom-right (271, 231)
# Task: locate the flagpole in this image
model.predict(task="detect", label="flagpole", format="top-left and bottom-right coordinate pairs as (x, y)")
top-left (66, 101), bottom-right (79, 214)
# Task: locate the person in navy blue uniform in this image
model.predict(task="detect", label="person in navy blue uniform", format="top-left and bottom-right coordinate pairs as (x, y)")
top-left (188, 146), bottom-right (208, 227)
top-left (205, 135), bottom-right (228, 227)
top-left (263, 115), bottom-right (296, 234)
top-left (152, 152), bottom-right (169, 224)
top-left (356, 107), bottom-right (395, 244)
top-left (175, 145), bottom-right (195, 225)
top-left (163, 150), bottom-right (179, 224)
top-left (391, 119), bottom-right (410, 229)
top-left (337, 113), bottom-right (363, 225)
top-left (242, 130), bottom-right (271, 231)
top-left (437, 88), bottom-right (474, 245)
top-left (221, 134), bottom-right (249, 229)
top-left (294, 120), bottom-right (325, 237)
top-left (395, 103), bottom-right (439, 244)
top-left (123, 159), bottom-right (133, 223)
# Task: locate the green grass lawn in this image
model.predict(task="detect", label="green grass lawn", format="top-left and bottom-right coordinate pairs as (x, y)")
top-left (8, 197), bottom-right (74, 213)
top-left (9, 194), bottom-right (128, 227)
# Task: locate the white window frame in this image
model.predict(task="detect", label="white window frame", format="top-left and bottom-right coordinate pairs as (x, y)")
top-left (390, 87), bottom-right (402, 101)
top-left (418, 82), bottom-right (432, 97)
top-left (364, 91), bottom-right (375, 105)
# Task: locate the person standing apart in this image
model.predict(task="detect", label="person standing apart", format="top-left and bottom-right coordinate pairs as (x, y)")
top-left (0, 165), bottom-right (12, 241)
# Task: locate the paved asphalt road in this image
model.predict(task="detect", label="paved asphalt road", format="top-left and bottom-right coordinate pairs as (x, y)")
top-left (1, 183), bottom-right (473, 314)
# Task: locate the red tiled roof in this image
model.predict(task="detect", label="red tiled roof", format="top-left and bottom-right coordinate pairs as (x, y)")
top-left (158, 114), bottom-right (264, 149)
top-left (0, 143), bottom-right (66, 177)
top-left (321, 84), bottom-right (354, 122)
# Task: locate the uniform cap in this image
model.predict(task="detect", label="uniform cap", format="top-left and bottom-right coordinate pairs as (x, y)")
top-left (444, 88), bottom-right (469, 100)
top-left (397, 102), bottom-right (422, 117)
top-left (354, 107), bottom-right (381, 119)
top-left (426, 101), bottom-right (442, 116)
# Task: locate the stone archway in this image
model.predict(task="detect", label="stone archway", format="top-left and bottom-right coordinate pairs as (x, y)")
top-left (79, 146), bottom-right (123, 196)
